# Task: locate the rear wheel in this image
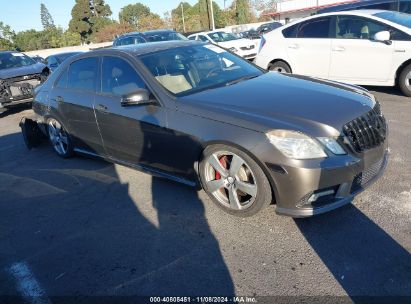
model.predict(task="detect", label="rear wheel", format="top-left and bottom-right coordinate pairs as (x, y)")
top-left (398, 64), bottom-right (411, 97)
top-left (199, 144), bottom-right (272, 217)
top-left (268, 61), bottom-right (291, 73)
top-left (47, 118), bottom-right (73, 158)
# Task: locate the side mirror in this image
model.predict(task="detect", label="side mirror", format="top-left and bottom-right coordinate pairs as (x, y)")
top-left (373, 31), bottom-right (391, 45)
top-left (120, 88), bottom-right (155, 107)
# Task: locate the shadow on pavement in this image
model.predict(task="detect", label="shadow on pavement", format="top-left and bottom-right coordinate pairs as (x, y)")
top-left (0, 132), bottom-right (234, 302)
top-left (295, 204), bottom-right (411, 301)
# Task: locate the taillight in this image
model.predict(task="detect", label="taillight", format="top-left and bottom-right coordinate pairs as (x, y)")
top-left (259, 36), bottom-right (266, 53)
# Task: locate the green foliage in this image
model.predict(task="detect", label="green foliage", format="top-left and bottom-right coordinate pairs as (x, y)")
top-left (69, 0), bottom-right (112, 43)
top-left (0, 22), bottom-right (15, 50)
top-left (236, 0), bottom-right (252, 24)
top-left (119, 3), bottom-right (151, 29)
top-left (40, 3), bottom-right (55, 30)
top-left (171, 1), bottom-right (225, 33)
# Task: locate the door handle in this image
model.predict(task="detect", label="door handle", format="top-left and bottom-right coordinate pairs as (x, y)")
top-left (288, 44), bottom-right (299, 49)
top-left (332, 46), bottom-right (345, 52)
top-left (97, 104), bottom-right (108, 112)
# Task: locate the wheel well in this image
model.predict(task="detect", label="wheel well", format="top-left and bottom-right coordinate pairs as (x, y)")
top-left (395, 59), bottom-right (411, 84)
top-left (199, 141), bottom-right (279, 205)
top-left (268, 59), bottom-right (292, 73)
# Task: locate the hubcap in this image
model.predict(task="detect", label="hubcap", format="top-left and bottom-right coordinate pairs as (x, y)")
top-left (204, 151), bottom-right (257, 211)
top-left (405, 71), bottom-right (411, 91)
top-left (48, 120), bottom-right (68, 155)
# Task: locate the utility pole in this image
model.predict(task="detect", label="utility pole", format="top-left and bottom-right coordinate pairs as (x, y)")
top-left (209, 0), bottom-right (215, 30)
top-left (181, 3), bottom-right (186, 33)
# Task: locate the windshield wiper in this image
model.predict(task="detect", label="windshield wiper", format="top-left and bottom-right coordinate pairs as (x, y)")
top-left (225, 75), bottom-right (259, 86)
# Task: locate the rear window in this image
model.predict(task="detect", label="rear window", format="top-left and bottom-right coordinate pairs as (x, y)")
top-left (67, 57), bottom-right (98, 92)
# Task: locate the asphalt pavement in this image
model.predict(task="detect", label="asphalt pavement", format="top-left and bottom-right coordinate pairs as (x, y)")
top-left (0, 88), bottom-right (410, 303)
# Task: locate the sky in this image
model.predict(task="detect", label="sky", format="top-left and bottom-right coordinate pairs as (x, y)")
top-left (0, 0), bottom-right (232, 33)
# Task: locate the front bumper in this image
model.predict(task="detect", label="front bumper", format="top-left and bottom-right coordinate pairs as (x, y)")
top-left (258, 141), bottom-right (389, 218)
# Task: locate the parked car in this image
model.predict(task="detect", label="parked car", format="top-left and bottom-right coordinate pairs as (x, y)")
top-left (31, 55), bottom-right (45, 64)
top-left (143, 29), bottom-right (188, 42)
top-left (255, 10), bottom-right (411, 96)
top-left (113, 30), bottom-right (187, 47)
top-left (256, 21), bottom-right (283, 35)
top-left (241, 29), bottom-right (261, 40)
top-left (318, 0), bottom-right (411, 14)
top-left (188, 31), bottom-right (257, 60)
top-left (0, 51), bottom-right (48, 111)
top-left (28, 41), bottom-right (388, 217)
top-left (45, 52), bottom-right (83, 72)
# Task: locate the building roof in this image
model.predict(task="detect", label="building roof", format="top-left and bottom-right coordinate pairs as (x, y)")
top-left (263, 0), bottom-right (358, 17)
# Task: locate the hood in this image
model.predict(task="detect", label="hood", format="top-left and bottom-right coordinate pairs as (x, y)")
top-left (179, 72), bottom-right (376, 137)
top-left (217, 38), bottom-right (254, 49)
top-left (0, 62), bottom-right (46, 79)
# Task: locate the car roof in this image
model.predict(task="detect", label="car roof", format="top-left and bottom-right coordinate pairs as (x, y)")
top-left (143, 29), bottom-right (176, 34)
top-left (116, 31), bottom-right (143, 38)
top-left (98, 40), bottom-right (204, 56)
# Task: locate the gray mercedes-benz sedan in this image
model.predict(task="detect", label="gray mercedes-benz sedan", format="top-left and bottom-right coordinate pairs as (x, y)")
top-left (31, 41), bottom-right (388, 217)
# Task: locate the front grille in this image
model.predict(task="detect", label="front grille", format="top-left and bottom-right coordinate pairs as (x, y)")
top-left (343, 103), bottom-right (387, 153)
top-left (9, 79), bottom-right (41, 97)
top-left (351, 157), bottom-right (385, 193)
top-left (240, 45), bottom-right (255, 51)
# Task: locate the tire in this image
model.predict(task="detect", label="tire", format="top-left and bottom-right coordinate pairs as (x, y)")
top-left (199, 144), bottom-right (272, 217)
top-left (268, 61), bottom-right (291, 73)
top-left (47, 118), bottom-right (74, 158)
top-left (398, 64), bottom-right (411, 97)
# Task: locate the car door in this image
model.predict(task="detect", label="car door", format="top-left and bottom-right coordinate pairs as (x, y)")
top-left (285, 16), bottom-right (332, 78)
top-left (94, 55), bottom-right (168, 169)
top-left (49, 57), bottom-right (105, 154)
top-left (329, 15), bottom-right (394, 84)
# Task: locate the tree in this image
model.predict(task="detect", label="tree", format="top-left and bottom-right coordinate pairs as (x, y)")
top-left (69, 0), bottom-right (112, 43)
top-left (251, 0), bottom-right (276, 21)
top-left (0, 22), bottom-right (15, 50)
top-left (236, 0), bottom-right (253, 24)
top-left (94, 21), bottom-right (134, 43)
top-left (137, 13), bottom-right (165, 32)
top-left (171, 2), bottom-right (192, 32)
top-left (119, 3), bottom-right (151, 29)
top-left (40, 3), bottom-right (55, 30)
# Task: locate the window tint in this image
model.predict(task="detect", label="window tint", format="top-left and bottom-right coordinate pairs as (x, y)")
top-left (101, 56), bottom-right (146, 96)
top-left (120, 37), bottom-right (135, 45)
top-left (400, 0), bottom-right (411, 14)
top-left (282, 24), bottom-right (298, 38)
top-left (336, 16), bottom-right (388, 39)
top-left (55, 68), bottom-right (68, 88)
top-left (67, 57), bottom-right (98, 92)
top-left (47, 56), bottom-right (57, 66)
top-left (188, 36), bottom-right (196, 40)
top-left (297, 17), bottom-right (331, 38)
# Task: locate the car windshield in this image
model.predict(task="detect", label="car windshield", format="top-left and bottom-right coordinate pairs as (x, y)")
top-left (374, 11), bottom-right (411, 28)
top-left (0, 52), bottom-right (36, 69)
top-left (139, 44), bottom-right (263, 96)
top-left (207, 32), bottom-right (239, 42)
top-left (144, 32), bottom-right (188, 42)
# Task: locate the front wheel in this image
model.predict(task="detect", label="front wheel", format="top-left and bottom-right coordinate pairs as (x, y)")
top-left (47, 118), bottom-right (73, 158)
top-left (199, 145), bottom-right (272, 217)
top-left (398, 64), bottom-right (411, 97)
top-left (268, 61), bottom-right (291, 73)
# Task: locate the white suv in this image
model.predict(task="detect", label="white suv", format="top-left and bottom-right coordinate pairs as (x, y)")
top-left (188, 31), bottom-right (257, 60)
top-left (255, 10), bottom-right (411, 96)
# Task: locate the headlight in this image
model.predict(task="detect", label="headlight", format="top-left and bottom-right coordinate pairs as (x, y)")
top-left (317, 137), bottom-right (346, 155)
top-left (266, 130), bottom-right (327, 159)
top-left (228, 47), bottom-right (238, 53)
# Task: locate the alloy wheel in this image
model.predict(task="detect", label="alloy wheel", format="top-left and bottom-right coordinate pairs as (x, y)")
top-left (204, 151), bottom-right (258, 210)
top-left (48, 119), bottom-right (69, 156)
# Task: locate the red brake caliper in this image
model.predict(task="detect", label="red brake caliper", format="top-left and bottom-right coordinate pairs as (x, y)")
top-left (215, 156), bottom-right (228, 180)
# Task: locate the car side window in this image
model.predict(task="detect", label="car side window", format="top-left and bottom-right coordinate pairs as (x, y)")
top-left (120, 37), bottom-right (134, 45)
top-left (67, 57), bottom-right (98, 92)
top-left (282, 24), bottom-right (298, 38)
top-left (198, 35), bottom-right (209, 42)
top-left (101, 56), bottom-right (147, 96)
top-left (47, 56), bottom-right (57, 66)
top-left (297, 17), bottom-right (331, 38)
top-left (188, 36), bottom-right (196, 41)
top-left (335, 16), bottom-right (387, 39)
top-left (55, 68), bottom-right (68, 88)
